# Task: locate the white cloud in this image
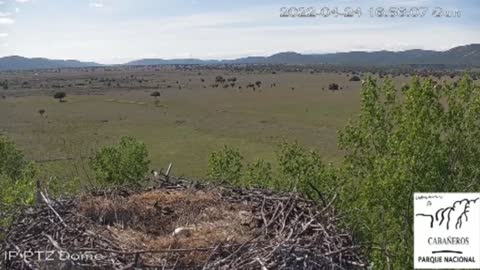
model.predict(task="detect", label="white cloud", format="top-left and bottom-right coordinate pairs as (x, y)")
top-left (0, 33), bottom-right (8, 38)
top-left (0, 17), bottom-right (14, 24)
top-left (0, 12), bottom-right (12, 17)
top-left (15, 0), bottom-right (31, 3)
top-left (15, 7), bottom-right (20, 13)
top-left (0, 1), bottom-right (4, 4)
top-left (89, 2), bottom-right (104, 8)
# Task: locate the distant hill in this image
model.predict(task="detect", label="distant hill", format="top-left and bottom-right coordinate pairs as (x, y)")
top-left (126, 44), bottom-right (480, 66)
top-left (126, 58), bottom-right (219, 65)
top-left (1, 44), bottom-right (480, 71)
top-left (0, 56), bottom-right (101, 71)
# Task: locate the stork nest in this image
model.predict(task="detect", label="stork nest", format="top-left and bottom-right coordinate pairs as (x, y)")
top-left (1, 178), bottom-right (367, 269)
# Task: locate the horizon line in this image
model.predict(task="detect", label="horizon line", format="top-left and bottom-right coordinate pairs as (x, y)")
top-left (1, 42), bottom-right (479, 65)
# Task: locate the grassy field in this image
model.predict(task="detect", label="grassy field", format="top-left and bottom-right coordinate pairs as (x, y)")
top-left (0, 67), bottom-right (463, 179)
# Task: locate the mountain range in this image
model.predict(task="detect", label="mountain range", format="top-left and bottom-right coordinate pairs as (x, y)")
top-left (1, 44), bottom-right (480, 71)
top-left (0, 56), bottom-right (101, 71)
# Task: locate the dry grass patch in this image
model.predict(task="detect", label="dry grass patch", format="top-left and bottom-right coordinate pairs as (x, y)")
top-left (77, 188), bottom-right (253, 263)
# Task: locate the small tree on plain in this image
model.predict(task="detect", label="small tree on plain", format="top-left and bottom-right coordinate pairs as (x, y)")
top-left (151, 91), bottom-right (161, 99)
top-left (328, 83), bottom-right (339, 91)
top-left (1, 80), bottom-right (8, 90)
top-left (53, 92), bottom-right (66, 102)
top-left (215, 76), bottom-right (225, 83)
top-left (349, 75), bottom-right (361, 82)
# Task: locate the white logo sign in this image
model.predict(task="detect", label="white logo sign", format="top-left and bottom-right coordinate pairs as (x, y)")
top-left (414, 193), bottom-right (480, 269)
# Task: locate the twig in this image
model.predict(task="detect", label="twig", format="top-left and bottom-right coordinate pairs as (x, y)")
top-left (39, 191), bottom-right (67, 227)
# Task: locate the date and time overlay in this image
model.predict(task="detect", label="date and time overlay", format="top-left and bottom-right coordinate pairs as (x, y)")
top-left (280, 6), bottom-right (461, 18)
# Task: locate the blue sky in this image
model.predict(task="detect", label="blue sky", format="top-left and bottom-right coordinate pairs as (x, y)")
top-left (0, 0), bottom-right (478, 63)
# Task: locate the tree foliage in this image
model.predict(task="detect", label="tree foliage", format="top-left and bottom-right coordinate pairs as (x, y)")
top-left (207, 142), bottom-right (338, 205)
top-left (338, 75), bottom-right (480, 268)
top-left (0, 136), bottom-right (36, 227)
top-left (0, 136), bottom-right (29, 181)
top-left (207, 145), bottom-right (243, 184)
top-left (244, 159), bottom-right (273, 187)
top-left (276, 142), bottom-right (338, 203)
top-left (90, 136), bottom-right (150, 185)
top-left (0, 171), bottom-right (36, 206)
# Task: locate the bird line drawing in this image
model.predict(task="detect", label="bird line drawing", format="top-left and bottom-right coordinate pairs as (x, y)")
top-left (416, 198), bottom-right (479, 230)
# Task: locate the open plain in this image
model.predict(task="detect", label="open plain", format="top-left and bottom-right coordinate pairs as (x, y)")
top-left (0, 65), bottom-right (473, 179)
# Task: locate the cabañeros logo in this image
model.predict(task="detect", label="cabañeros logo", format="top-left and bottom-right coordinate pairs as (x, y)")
top-left (414, 193), bottom-right (480, 269)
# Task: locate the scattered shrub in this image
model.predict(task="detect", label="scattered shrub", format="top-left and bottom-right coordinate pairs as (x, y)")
top-left (215, 76), bottom-right (225, 83)
top-left (349, 75), bottom-right (361, 81)
top-left (0, 80), bottom-right (8, 90)
top-left (0, 170), bottom-right (36, 206)
top-left (276, 142), bottom-right (337, 201)
top-left (53, 91), bottom-right (66, 102)
top-left (0, 136), bottom-right (29, 181)
top-left (207, 145), bottom-right (243, 184)
top-left (207, 141), bottom-right (338, 205)
top-left (328, 83), bottom-right (339, 91)
top-left (90, 136), bottom-right (150, 185)
top-left (0, 136), bottom-right (36, 228)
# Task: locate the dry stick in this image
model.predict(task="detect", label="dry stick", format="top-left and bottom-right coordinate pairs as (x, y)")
top-left (255, 257), bottom-right (268, 270)
top-left (4, 181), bottom-right (365, 269)
top-left (262, 199), bottom-right (283, 234)
top-left (118, 262), bottom-right (135, 270)
top-left (201, 243), bottom-right (221, 270)
top-left (307, 182), bottom-right (327, 207)
top-left (72, 243), bottom-right (246, 256)
top-left (319, 193), bottom-right (338, 216)
top-left (165, 162), bottom-right (173, 177)
top-left (260, 197), bottom-right (268, 233)
top-left (39, 191), bottom-right (67, 228)
top-left (279, 197), bottom-right (296, 233)
top-left (43, 233), bottom-right (64, 251)
top-left (133, 252), bottom-right (140, 267)
top-left (212, 201), bottom-right (286, 267)
top-left (324, 245), bottom-right (361, 256)
top-left (211, 237), bottom-right (257, 267)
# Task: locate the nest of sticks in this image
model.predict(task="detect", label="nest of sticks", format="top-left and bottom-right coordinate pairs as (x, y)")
top-left (1, 178), bottom-right (366, 269)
